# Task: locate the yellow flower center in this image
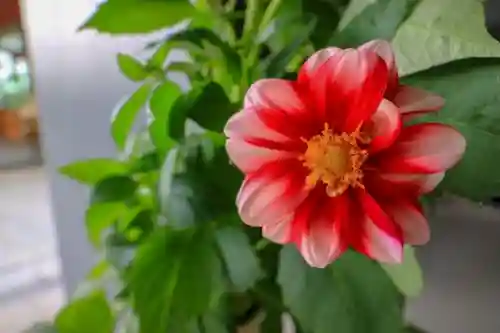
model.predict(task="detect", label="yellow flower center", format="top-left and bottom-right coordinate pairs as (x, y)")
top-left (300, 124), bottom-right (369, 197)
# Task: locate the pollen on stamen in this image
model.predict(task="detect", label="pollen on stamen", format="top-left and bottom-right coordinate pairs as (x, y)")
top-left (300, 123), bottom-right (369, 197)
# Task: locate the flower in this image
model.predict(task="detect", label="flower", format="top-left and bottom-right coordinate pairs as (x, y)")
top-left (224, 40), bottom-right (466, 268)
top-left (359, 40), bottom-right (446, 121)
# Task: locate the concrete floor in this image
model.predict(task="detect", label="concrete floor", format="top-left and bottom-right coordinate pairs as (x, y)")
top-left (0, 287), bottom-right (63, 333)
top-left (0, 167), bottom-right (63, 333)
top-left (0, 166), bottom-right (500, 332)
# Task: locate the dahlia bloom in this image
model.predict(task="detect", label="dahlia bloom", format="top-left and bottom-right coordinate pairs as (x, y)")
top-left (224, 40), bottom-right (465, 268)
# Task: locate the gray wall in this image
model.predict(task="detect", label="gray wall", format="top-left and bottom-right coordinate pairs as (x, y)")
top-left (408, 197), bottom-right (500, 333)
top-left (21, 0), bottom-right (150, 295)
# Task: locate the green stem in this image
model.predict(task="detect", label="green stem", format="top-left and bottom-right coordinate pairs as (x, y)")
top-left (224, 0), bottom-right (237, 12)
top-left (197, 317), bottom-right (207, 333)
top-left (252, 286), bottom-right (288, 313)
top-left (239, 58), bottom-right (249, 100)
top-left (242, 0), bottom-right (260, 41)
top-left (256, 0), bottom-right (283, 38)
top-left (246, 0), bottom-right (283, 65)
top-left (255, 238), bottom-right (270, 251)
top-left (252, 286), bottom-right (307, 332)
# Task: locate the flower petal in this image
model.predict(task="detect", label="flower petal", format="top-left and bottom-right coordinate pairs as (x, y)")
top-left (365, 171), bottom-right (445, 199)
top-left (364, 221), bottom-right (404, 263)
top-left (298, 47), bottom-right (343, 81)
top-left (380, 199), bottom-right (430, 245)
top-left (225, 107), bottom-right (289, 142)
top-left (225, 106), bottom-right (305, 173)
top-left (379, 172), bottom-right (445, 195)
top-left (356, 190), bottom-right (403, 263)
top-left (228, 79), bottom-right (317, 142)
top-left (393, 85), bottom-right (445, 120)
top-left (359, 40), bottom-right (396, 72)
top-left (244, 78), bottom-right (305, 113)
top-left (262, 215), bottom-right (293, 244)
top-left (298, 48), bottom-right (389, 132)
top-left (368, 99), bottom-right (402, 154)
top-left (375, 123), bottom-right (466, 174)
top-left (297, 47), bottom-right (344, 122)
top-left (226, 139), bottom-right (296, 173)
top-left (359, 40), bottom-right (398, 97)
top-left (291, 194), bottom-right (347, 268)
top-left (236, 161), bottom-right (308, 229)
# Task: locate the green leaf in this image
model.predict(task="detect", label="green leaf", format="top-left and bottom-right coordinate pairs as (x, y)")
top-left (202, 312), bottom-right (230, 333)
top-left (147, 42), bottom-right (171, 70)
top-left (168, 28), bottom-right (242, 82)
top-left (197, 295), bottom-right (233, 333)
top-left (124, 209), bottom-right (156, 241)
top-left (382, 246), bottom-right (423, 298)
top-left (333, 0), bottom-right (419, 47)
top-left (127, 227), bottom-right (220, 333)
top-left (250, 242), bottom-right (285, 332)
top-left (261, 309), bottom-right (283, 333)
top-left (159, 134), bottom-right (242, 227)
top-left (302, 0), bottom-right (350, 48)
top-left (187, 82), bottom-right (236, 132)
top-left (215, 227), bottom-right (262, 292)
top-left (104, 233), bottom-right (137, 270)
top-left (152, 82), bottom-right (230, 140)
top-left (166, 61), bottom-right (200, 76)
top-left (393, 0), bottom-right (500, 75)
top-left (124, 128), bottom-right (156, 159)
top-left (90, 176), bottom-right (138, 205)
top-left (148, 81), bottom-right (183, 152)
top-left (278, 247), bottom-right (403, 333)
top-left (266, 0), bottom-right (304, 52)
top-left (264, 16), bottom-right (317, 78)
top-left (129, 151), bottom-right (162, 174)
top-left (59, 158), bottom-right (128, 185)
top-left (158, 147), bottom-right (182, 216)
top-left (161, 92), bottom-right (195, 140)
top-left (149, 81), bottom-right (182, 120)
top-left (338, 0), bottom-right (373, 29)
top-left (111, 83), bottom-right (152, 150)
top-left (86, 260), bottom-right (110, 281)
top-left (80, 0), bottom-right (196, 34)
top-left (117, 53), bottom-right (149, 82)
top-left (85, 202), bottom-right (129, 247)
top-left (159, 148), bottom-right (200, 228)
top-left (402, 58), bottom-right (500, 201)
top-left (55, 291), bottom-right (114, 333)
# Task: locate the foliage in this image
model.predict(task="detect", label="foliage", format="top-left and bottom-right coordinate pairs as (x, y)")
top-left (392, 0), bottom-right (500, 75)
top-left (403, 58), bottom-right (500, 201)
top-left (278, 247), bottom-right (404, 333)
top-left (52, 0), bottom-right (500, 332)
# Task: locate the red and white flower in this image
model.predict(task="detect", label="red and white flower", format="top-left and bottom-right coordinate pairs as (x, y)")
top-left (224, 40), bottom-right (466, 268)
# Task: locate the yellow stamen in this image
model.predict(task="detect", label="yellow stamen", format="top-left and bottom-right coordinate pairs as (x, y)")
top-left (300, 124), bottom-right (369, 197)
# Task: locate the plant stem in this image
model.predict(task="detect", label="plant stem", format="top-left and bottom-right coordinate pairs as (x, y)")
top-left (239, 58), bottom-right (249, 100)
top-left (255, 238), bottom-right (270, 251)
top-left (256, 0), bottom-right (283, 38)
top-left (224, 0), bottom-right (237, 12)
top-left (246, 0), bottom-right (283, 66)
top-left (242, 0), bottom-right (260, 41)
top-left (197, 317), bottom-right (207, 333)
top-left (252, 285), bottom-right (288, 313)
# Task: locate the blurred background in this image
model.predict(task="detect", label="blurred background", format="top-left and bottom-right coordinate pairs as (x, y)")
top-left (0, 1), bottom-right (62, 332)
top-left (1, 0), bottom-right (500, 332)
